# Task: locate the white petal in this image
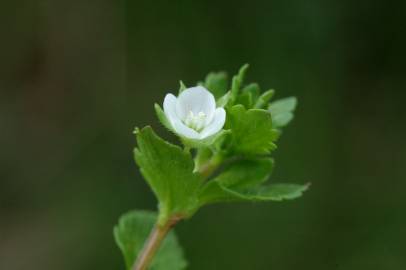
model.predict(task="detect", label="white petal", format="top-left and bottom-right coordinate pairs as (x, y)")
top-left (164, 94), bottom-right (180, 134)
top-left (163, 93), bottom-right (179, 126)
top-left (199, 107), bottom-right (226, 139)
top-left (176, 86), bottom-right (216, 123)
top-left (164, 93), bottom-right (200, 139)
top-left (172, 119), bottom-right (200, 139)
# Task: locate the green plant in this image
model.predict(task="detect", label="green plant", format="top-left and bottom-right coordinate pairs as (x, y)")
top-left (114, 64), bottom-right (309, 270)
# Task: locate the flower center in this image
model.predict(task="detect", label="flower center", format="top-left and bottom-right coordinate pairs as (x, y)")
top-left (184, 111), bottom-right (207, 132)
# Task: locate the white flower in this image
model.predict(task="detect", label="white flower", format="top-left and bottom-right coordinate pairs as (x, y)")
top-left (163, 86), bottom-right (226, 140)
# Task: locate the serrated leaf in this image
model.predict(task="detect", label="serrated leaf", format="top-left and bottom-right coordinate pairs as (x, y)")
top-left (226, 105), bottom-right (276, 155)
top-left (134, 127), bottom-right (202, 224)
top-left (114, 210), bottom-right (187, 270)
top-left (268, 97), bottom-right (297, 128)
top-left (203, 71), bottom-right (228, 99)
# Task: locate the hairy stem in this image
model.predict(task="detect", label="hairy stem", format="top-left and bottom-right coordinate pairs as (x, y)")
top-left (133, 217), bottom-right (180, 270)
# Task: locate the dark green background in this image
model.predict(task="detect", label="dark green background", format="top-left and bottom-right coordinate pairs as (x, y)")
top-left (1, 1), bottom-right (405, 269)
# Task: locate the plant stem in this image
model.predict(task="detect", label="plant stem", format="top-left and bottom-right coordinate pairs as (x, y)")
top-left (133, 217), bottom-right (180, 270)
top-left (184, 145), bottom-right (191, 154)
top-left (198, 153), bottom-right (224, 179)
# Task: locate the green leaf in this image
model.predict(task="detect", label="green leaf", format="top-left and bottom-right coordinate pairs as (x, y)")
top-left (254, 89), bottom-right (275, 109)
top-left (214, 158), bottom-right (274, 188)
top-left (237, 83), bottom-right (261, 108)
top-left (199, 180), bottom-right (309, 205)
top-left (114, 210), bottom-right (187, 270)
top-left (230, 64), bottom-right (249, 105)
top-left (216, 91), bottom-right (231, 107)
top-left (252, 183), bottom-right (310, 200)
top-left (134, 126), bottom-right (202, 224)
top-left (212, 129), bottom-right (232, 151)
top-left (203, 71), bottom-right (228, 99)
top-left (226, 105), bottom-right (276, 155)
top-left (236, 91), bottom-right (253, 109)
top-left (198, 158), bottom-right (273, 205)
top-left (242, 83), bottom-right (260, 102)
top-left (268, 97), bottom-right (297, 128)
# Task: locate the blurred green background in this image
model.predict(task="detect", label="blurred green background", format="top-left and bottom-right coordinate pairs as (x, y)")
top-left (1, 0), bottom-right (405, 269)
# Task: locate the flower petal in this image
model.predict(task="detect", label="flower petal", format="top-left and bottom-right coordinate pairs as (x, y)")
top-left (176, 86), bottom-right (216, 123)
top-left (164, 93), bottom-right (200, 139)
top-left (172, 119), bottom-right (200, 139)
top-left (163, 93), bottom-right (178, 126)
top-left (199, 107), bottom-right (226, 139)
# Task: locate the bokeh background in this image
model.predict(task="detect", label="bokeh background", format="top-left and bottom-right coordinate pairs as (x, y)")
top-left (1, 0), bottom-right (406, 269)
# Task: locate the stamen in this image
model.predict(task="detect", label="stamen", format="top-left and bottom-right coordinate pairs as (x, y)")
top-left (184, 110), bottom-right (207, 131)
